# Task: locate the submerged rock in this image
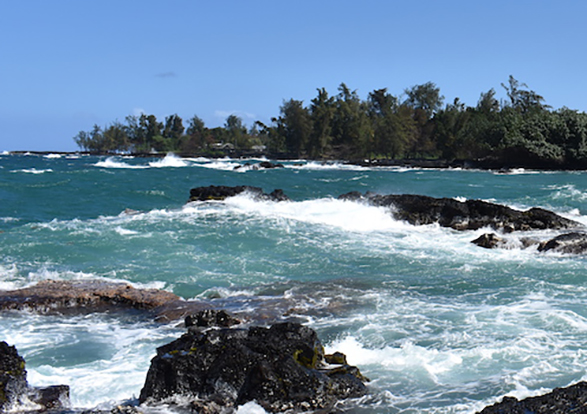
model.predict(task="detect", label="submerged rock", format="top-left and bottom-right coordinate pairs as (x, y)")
top-left (477, 381), bottom-right (587, 414)
top-left (0, 341), bottom-right (70, 411)
top-left (139, 321), bottom-right (368, 413)
top-left (189, 185), bottom-right (290, 202)
top-left (339, 192), bottom-right (581, 232)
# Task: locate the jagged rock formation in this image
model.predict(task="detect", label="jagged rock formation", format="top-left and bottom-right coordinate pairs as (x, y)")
top-left (338, 192), bottom-right (581, 231)
top-left (471, 232), bottom-right (587, 255)
top-left (537, 232), bottom-right (587, 254)
top-left (139, 317), bottom-right (368, 413)
top-left (0, 341), bottom-right (69, 411)
top-left (477, 381), bottom-right (587, 414)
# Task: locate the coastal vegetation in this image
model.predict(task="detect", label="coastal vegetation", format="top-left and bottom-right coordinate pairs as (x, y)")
top-left (73, 76), bottom-right (587, 168)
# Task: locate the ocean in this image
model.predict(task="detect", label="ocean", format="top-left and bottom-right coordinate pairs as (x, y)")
top-left (2, 152), bottom-right (587, 413)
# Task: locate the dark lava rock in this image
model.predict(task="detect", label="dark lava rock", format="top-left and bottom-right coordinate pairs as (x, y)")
top-left (233, 161), bottom-right (285, 171)
top-left (339, 192), bottom-right (581, 232)
top-left (0, 341), bottom-right (28, 411)
top-left (139, 322), bottom-right (368, 413)
top-left (471, 233), bottom-right (506, 249)
top-left (27, 385), bottom-right (70, 410)
top-left (0, 341), bottom-right (70, 411)
top-left (538, 232), bottom-right (587, 254)
top-left (185, 309), bottom-right (241, 329)
top-left (0, 279), bottom-right (181, 315)
top-left (189, 185), bottom-right (290, 202)
top-left (477, 381), bottom-right (587, 414)
top-left (258, 161), bottom-right (284, 169)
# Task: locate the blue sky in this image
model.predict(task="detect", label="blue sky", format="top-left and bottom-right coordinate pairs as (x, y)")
top-left (1, 0), bottom-right (586, 152)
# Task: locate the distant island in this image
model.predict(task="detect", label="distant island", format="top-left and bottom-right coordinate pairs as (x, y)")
top-left (72, 76), bottom-right (587, 170)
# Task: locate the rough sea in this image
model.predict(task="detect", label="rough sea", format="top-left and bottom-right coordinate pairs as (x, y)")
top-left (2, 152), bottom-right (587, 413)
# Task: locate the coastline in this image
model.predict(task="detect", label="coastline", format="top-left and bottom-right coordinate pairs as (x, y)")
top-left (3, 149), bottom-right (581, 172)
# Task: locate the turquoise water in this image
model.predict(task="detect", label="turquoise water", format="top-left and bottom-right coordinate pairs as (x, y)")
top-left (2, 153), bottom-right (587, 413)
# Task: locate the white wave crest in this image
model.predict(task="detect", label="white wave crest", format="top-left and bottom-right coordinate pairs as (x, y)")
top-left (549, 184), bottom-right (587, 201)
top-left (11, 168), bottom-right (53, 174)
top-left (95, 157), bottom-right (148, 169)
top-left (288, 161), bottom-right (367, 171)
top-left (216, 195), bottom-right (404, 233)
top-left (196, 159), bottom-right (243, 171)
top-left (148, 153), bottom-right (189, 168)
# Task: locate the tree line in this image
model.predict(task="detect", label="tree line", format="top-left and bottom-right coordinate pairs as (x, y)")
top-left (74, 76), bottom-right (587, 168)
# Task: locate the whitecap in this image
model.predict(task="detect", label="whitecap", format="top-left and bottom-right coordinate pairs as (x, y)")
top-left (95, 157), bottom-right (148, 169)
top-left (287, 161), bottom-right (367, 171)
top-left (196, 160), bottom-right (243, 171)
top-left (11, 168), bottom-right (53, 174)
top-left (44, 153), bottom-right (62, 159)
top-left (114, 226), bottom-right (139, 236)
top-left (148, 153), bottom-right (188, 168)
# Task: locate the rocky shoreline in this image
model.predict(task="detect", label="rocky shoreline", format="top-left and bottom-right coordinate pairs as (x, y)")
top-left (3, 186), bottom-right (587, 413)
top-left (0, 305), bottom-right (368, 413)
top-left (1, 278), bottom-right (587, 413)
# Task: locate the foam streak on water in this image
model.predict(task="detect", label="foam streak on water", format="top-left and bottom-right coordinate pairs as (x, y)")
top-left (2, 154), bottom-right (587, 412)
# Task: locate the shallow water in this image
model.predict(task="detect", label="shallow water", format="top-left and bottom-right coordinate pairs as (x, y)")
top-left (2, 153), bottom-right (587, 413)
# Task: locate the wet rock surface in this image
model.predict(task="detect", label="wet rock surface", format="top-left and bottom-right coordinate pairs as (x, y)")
top-left (233, 161), bottom-right (285, 171)
top-left (139, 318), bottom-right (368, 413)
top-left (189, 185), bottom-right (290, 202)
top-left (0, 280), bottom-right (219, 324)
top-left (338, 192), bottom-right (581, 231)
top-left (477, 381), bottom-right (587, 414)
top-left (0, 280), bottom-right (181, 315)
top-left (471, 232), bottom-right (587, 255)
top-left (0, 341), bottom-right (70, 411)
top-left (471, 233), bottom-right (507, 249)
top-left (537, 232), bottom-right (587, 254)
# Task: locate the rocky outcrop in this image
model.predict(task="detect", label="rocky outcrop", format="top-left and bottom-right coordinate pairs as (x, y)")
top-left (471, 232), bottom-right (587, 255)
top-left (0, 280), bottom-right (220, 324)
top-left (339, 192), bottom-right (581, 232)
top-left (471, 233), bottom-right (507, 249)
top-left (0, 279), bottom-right (181, 314)
top-left (477, 381), bottom-right (587, 414)
top-left (0, 280), bottom-right (320, 324)
top-left (537, 232), bottom-right (587, 254)
top-left (139, 318), bottom-right (368, 413)
top-left (189, 185), bottom-right (290, 202)
top-left (233, 161), bottom-right (285, 171)
top-left (0, 341), bottom-right (69, 411)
